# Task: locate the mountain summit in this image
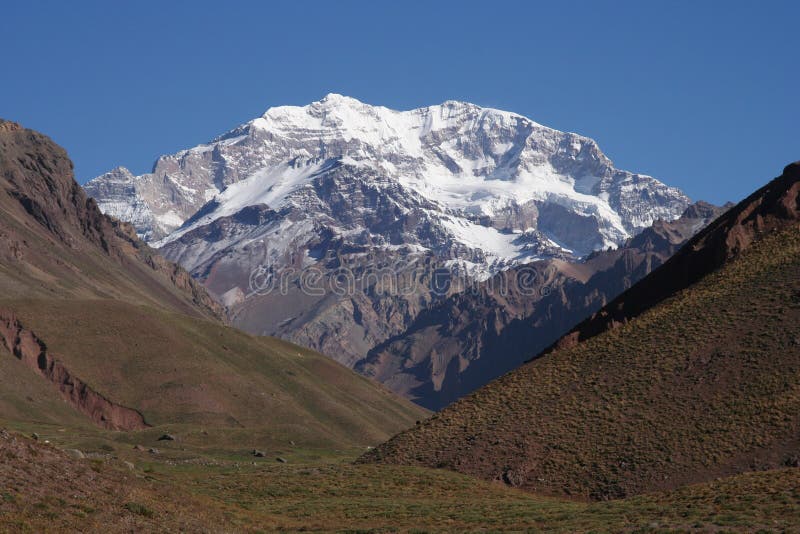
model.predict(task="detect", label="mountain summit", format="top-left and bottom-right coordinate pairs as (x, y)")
top-left (86, 94), bottom-right (689, 274)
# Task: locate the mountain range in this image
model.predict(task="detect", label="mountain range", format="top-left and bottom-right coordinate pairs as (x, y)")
top-left (1, 118), bottom-right (798, 531)
top-left (0, 118), bottom-right (425, 446)
top-left (85, 95), bottom-right (695, 407)
top-left (362, 162), bottom-right (800, 499)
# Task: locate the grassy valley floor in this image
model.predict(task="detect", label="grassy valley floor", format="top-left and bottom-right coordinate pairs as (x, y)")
top-left (1, 423), bottom-right (798, 533)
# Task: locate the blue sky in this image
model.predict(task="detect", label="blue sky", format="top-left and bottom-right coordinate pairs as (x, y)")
top-left (1, 0), bottom-right (797, 203)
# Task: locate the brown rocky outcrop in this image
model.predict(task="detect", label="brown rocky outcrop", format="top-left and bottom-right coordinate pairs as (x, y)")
top-left (0, 309), bottom-right (148, 431)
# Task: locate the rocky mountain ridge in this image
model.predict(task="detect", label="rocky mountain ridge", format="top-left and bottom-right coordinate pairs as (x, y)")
top-left (86, 94), bottom-right (689, 274)
top-left (84, 96), bottom-right (692, 403)
top-left (0, 118), bottom-right (223, 318)
top-left (361, 163), bottom-right (800, 498)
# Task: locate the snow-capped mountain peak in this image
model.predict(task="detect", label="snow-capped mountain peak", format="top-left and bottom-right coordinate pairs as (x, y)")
top-left (85, 95), bottom-right (689, 278)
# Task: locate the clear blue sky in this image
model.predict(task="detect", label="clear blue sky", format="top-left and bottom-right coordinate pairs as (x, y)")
top-left (2, 0), bottom-right (797, 203)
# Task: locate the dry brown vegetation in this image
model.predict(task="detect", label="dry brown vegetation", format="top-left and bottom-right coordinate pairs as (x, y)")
top-left (364, 218), bottom-right (800, 500)
top-left (1, 427), bottom-right (799, 532)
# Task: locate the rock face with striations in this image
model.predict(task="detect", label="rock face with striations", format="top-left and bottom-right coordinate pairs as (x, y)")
top-left (85, 94), bottom-right (690, 254)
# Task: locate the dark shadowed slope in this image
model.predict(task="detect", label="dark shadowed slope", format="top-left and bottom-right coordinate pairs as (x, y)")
top-left (361, 163), bottom-right (800, 499)
top-left (0, 119), bottom-right (427, 446)
top-left (357, 202), bottom-right (726, 410)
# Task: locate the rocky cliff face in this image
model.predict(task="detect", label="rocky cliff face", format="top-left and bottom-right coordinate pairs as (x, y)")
top-left (84, 95), bottom-right (690, 401)
top-left (0, 309), bottom-right (149, 430)
top-left (87, 94), bottom-right (689, 261)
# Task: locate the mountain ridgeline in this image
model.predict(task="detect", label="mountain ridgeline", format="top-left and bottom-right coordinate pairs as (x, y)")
top-left (0, 119), bottom-right (427, 446)
top-left (361, 162), bottom-right (800, 499)
top-left (85, 95), bottom-right (693, 407)
top-left (549, 162), bottom-right (800, 353)
top-left (356, 201), bottom-right (726, 409)
top-left (0, 119), bottom-right (222, 318)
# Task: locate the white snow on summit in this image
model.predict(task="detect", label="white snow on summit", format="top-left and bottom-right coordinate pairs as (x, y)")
top-left (85, 94), bottom-right (690, 279)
